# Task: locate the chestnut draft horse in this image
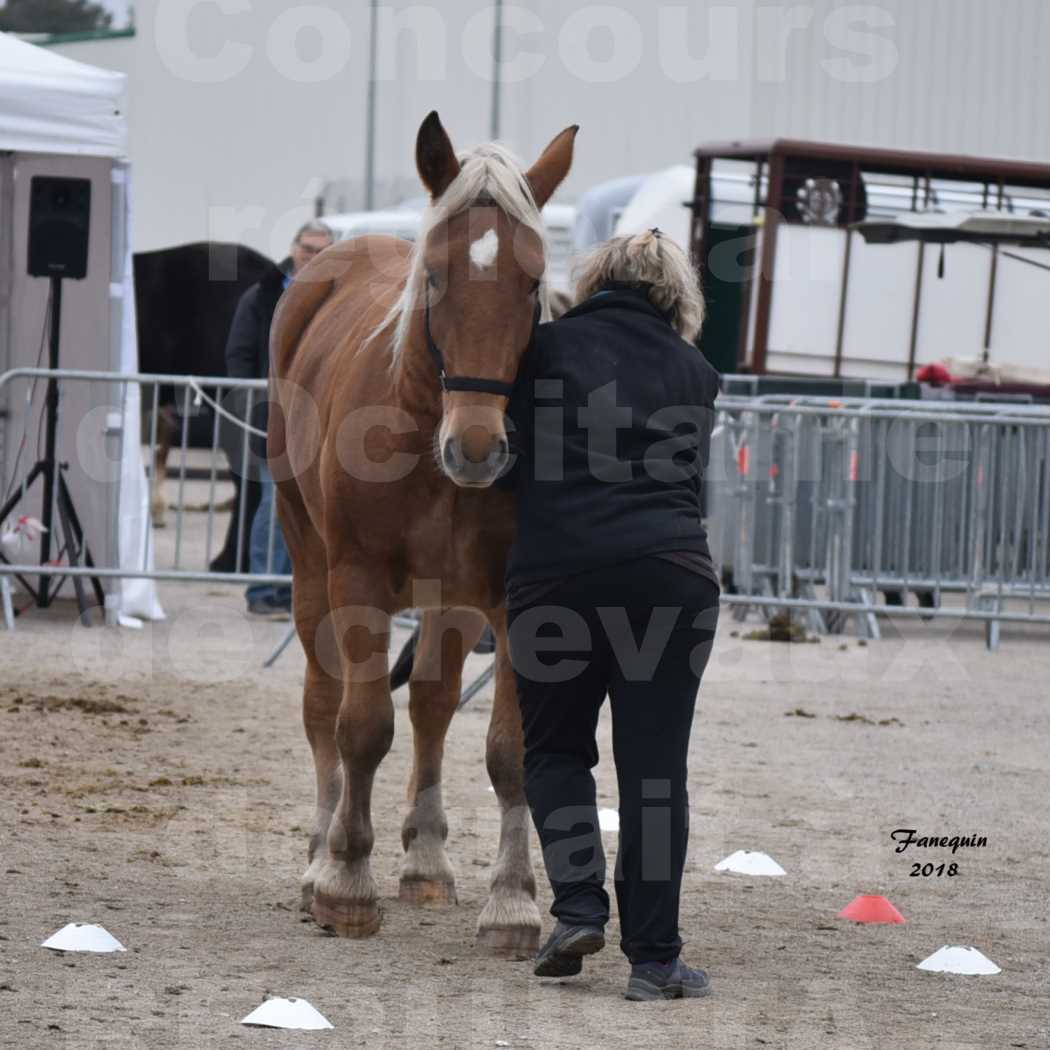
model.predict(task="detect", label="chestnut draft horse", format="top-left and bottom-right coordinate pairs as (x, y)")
top-left (268, 112), bottom-right (577, 953)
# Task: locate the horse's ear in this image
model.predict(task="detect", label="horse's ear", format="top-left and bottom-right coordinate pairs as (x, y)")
top-left (416, 111), bottom-right (461, 201)
top-left (526, 125), bottom-right (579, 209)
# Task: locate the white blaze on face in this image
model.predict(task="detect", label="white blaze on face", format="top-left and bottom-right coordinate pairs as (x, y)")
top-left (469, 228), bottom-right (500, 272)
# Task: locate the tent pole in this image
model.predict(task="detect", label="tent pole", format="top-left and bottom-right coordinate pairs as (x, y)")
top-left (364, 0), bottom-right (379, 211)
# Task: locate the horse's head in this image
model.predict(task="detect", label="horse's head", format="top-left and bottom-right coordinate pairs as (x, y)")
top-left (413, 112), bottom-right (577, 488)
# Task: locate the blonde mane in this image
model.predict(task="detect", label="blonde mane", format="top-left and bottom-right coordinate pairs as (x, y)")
top-left (367, 142), bottom-right (551, 365)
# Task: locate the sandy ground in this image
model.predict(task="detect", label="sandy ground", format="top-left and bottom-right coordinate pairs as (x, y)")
top-left (1, 522), bottom-right (1049, 1048)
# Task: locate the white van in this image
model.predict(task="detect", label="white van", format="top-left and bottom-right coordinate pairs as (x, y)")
top-left (322, 208), bottom-right (423, 244)
top-left (322, 203), bottom-right (577, 294)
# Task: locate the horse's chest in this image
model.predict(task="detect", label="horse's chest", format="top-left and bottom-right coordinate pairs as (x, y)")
top-left (395, 485), bottom-right (513, 603)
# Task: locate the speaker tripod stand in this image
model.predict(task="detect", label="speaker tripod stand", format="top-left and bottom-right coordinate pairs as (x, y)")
top-left (0, 276), bottom-right (104, 625)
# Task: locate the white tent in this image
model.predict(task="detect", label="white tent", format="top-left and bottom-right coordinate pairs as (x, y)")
top-left (0, 31), bottom-right (125, 156)
top-left (0, 32), bottom-right (162, 623)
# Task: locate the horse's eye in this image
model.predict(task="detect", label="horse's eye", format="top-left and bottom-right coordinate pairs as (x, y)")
top-left (426, 272), bottom-right (438, 289)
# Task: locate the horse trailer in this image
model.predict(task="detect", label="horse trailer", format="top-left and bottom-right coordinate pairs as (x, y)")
top-left (689, 140), bottom-right (1050, 380)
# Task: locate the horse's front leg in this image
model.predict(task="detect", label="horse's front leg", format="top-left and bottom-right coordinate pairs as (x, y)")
top-left (311, 573), bottom-right (394, 938)
top-left (277, 487), bottom-right (341, 915)
top-left (476, 606), bottom-right (542, 956)
top-left (400, 607), bottom-right (487, 904)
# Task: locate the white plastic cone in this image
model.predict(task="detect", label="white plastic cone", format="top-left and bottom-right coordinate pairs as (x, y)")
top-left (41, 923), bottom-right (126, 953)
top-left (916, 946), bottom-right (1001, 975)
top-left (714, 850), bottom-right (786, 877)
top-left (240, 997), bottom-right (334, 1030)
top-left (598, 808), bottom-right (619, 832)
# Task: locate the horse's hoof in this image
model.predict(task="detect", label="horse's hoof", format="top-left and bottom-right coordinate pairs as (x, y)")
top-left (311, 891), bottom-right (381, 938)
top-left (476, 925), bottom-right (541, 959)
top-left (399, 877), bottom-right (457, 906)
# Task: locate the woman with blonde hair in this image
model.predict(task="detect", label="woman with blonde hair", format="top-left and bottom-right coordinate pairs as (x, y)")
top-left (499, 229), bottom-right (721, 1001)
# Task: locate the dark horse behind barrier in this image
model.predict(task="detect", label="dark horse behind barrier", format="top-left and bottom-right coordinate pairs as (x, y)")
top-left (133, 241), bottom-right (277, 568)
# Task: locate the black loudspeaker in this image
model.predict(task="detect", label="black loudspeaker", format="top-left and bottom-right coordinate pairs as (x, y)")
top-left (27, 175), bottom-right (91, 279)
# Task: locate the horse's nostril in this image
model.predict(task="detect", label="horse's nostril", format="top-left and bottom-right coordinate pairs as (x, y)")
top-left (489, 440), bottom-right (511, 481)
top-left (442, 439), bottom-right (461, 473)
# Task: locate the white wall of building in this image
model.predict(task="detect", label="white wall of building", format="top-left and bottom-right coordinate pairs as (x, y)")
top-left (53, 0), bottom-right (1049, 258)
top-left (749, 0), bottom-right (1050, 159)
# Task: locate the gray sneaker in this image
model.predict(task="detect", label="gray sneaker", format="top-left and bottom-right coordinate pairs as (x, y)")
top-left (533, 921), bottom-right (606, 978)
top-left (625, 958), bottom-right (711, 1001)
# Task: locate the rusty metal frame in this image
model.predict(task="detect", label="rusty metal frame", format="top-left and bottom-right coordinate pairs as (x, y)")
top-left (689, 139), bottom-right (1050, 375)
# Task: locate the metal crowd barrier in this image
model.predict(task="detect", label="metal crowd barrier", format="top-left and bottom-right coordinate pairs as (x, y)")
top-left (708, 395), bottom-right (1050, 648)
top-left (5, 369), bottom-right (1049, 653)
top-left (0, 367), bottom-right (287, 601)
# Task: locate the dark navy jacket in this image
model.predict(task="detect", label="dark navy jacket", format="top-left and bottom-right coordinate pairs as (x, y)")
top-left (224, 259), bottom-right (290, 459)
top-left (499, 286), bottom-right (721, 592)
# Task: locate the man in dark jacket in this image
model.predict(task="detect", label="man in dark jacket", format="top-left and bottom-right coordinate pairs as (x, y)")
top-left (224, 219), bottom-right (334, 618)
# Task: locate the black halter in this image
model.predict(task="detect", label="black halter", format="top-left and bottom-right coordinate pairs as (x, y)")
top-left (424, 285), bottom-right (541, 397)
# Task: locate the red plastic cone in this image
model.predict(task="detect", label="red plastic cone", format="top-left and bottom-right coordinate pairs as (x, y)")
top-left (837, 894), bottom-right (905, 924)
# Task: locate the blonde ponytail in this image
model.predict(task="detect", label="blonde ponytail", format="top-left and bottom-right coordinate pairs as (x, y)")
top-left (573, 229), bottom-right (705, 343)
